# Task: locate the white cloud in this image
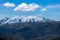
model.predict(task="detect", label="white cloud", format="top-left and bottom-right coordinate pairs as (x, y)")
top-left (41, 8), bottom-right (46, 11)
top-left (14, 3), bottom-right (39, 12)
top-left (3, 2), bottom-right (15, 7)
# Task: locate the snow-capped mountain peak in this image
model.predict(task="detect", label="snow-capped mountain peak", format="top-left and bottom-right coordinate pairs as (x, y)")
top-left (3, 16), bottom-right (46, 24)
top-left (0, 15), bottom-right (52, 24)
top-left (0, 17), bottom-right (9, 24)
top-left (3, 16), bottom-right (25, 24)
top-left (22, 16), bottom-right (44, 22)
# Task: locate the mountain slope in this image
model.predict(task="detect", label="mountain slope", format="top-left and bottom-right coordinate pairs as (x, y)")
top-left (0, 21), bottom-right (60, 40)
top-left (0, 17), bottom-right (9, 24)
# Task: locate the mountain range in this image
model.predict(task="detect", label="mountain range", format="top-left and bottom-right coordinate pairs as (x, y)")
top-left (0, 16), bottom-right (53, 24)
top-left (0, 16), bottom-right (60, 40)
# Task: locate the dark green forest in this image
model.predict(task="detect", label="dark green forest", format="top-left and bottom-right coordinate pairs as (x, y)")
top-left (0, 21), bottom-right (60, 40)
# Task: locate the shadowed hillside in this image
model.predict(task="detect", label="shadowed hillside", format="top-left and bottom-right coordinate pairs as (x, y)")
top-left (0, 21), bottom-right (60, 40)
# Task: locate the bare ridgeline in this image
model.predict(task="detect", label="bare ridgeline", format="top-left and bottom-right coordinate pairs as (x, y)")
top-left (0, 21), bottom-right (60, 40)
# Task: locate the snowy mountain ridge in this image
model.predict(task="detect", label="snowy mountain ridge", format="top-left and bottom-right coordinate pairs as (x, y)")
top-left (0, 16), bottom-right (52, 24)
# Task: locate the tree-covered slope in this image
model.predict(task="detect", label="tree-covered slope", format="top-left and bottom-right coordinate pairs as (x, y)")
top-left (0, 21), bottom-right (60, 40)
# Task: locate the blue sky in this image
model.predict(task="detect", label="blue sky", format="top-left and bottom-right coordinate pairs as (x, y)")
top-left (0, 0), bottom-right (60, 20)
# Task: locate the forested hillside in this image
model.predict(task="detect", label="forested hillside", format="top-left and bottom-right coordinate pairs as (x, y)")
top-left (0, 21), bottom-right (60, 40)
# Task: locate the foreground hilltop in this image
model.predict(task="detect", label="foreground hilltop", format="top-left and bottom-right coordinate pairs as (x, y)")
top-left (0, 21), bottom-right (60, 40)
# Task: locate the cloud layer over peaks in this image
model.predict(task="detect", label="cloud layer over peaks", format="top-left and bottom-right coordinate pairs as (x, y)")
top-left (14, 3), bottom-right (39, 12)
top-left (2, 2), bottom-right (46, 12)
